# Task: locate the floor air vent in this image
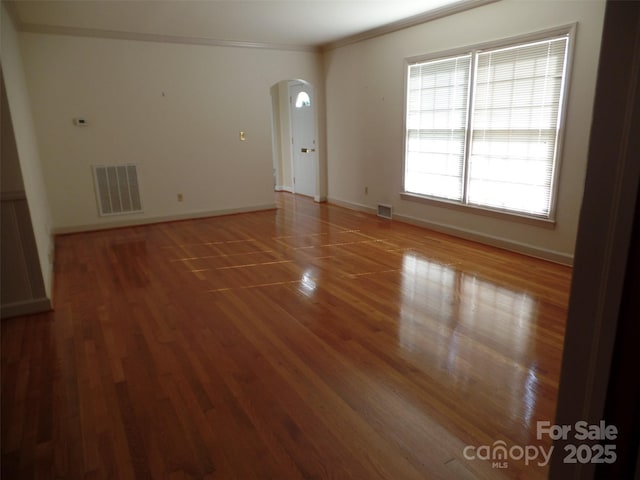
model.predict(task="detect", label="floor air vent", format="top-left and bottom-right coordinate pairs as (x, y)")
top-left (93, 164), bottom-right (143, 216)
top-left (377, 203), bottom-right (393, 219)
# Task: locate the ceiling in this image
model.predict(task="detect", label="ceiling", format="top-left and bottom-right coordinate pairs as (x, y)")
top-left (5, 0), bottom-right (491, 50)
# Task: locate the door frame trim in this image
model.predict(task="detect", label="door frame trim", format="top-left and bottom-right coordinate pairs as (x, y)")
top-left (288, 80), bottom-right (318, 199)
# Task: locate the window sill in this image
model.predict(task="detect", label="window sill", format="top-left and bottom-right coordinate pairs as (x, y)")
top-left (399, 192), bottom-right (557, 229)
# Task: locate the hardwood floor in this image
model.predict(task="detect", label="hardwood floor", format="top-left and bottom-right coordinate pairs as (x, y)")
top-left (1, 193), bottom-right (572, 479)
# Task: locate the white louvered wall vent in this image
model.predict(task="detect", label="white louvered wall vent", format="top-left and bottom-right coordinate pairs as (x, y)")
top-left (377, 203), bottom-right (393, 219)
top-left (93, 164), bottom-right (143, 216)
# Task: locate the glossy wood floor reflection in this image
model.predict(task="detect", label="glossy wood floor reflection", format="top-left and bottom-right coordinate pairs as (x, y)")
top-left (1, 193), bottom-right (572, 479)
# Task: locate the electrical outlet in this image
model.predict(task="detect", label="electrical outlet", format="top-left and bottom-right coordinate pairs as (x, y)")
top-left (177, 193), bottom-right (184, 202)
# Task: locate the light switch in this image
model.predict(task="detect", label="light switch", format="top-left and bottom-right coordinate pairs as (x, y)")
top-left (239, 131), bottom-right (246, 141)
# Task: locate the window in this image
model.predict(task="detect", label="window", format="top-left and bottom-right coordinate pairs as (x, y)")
top-left (404, 32), bottom-right (570, 219)
top-left (295, 91), bottom-right (311, 108)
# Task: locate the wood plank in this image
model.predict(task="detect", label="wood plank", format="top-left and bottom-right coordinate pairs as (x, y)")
top-left (1, 193), bottom-right (572, 479)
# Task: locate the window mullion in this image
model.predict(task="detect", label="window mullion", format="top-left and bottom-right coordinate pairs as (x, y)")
top-left (462, 50), bottom-right (478, 205)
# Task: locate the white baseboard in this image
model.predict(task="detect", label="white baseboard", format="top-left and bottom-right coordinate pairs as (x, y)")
top-left (328, 197), bottom-right (377, 215)
top-left (394, 212), bottom-right (573, 265)
top-left (327, 196), bottom-right (573, 265)
top-left (1, 297), bottom-right (52, 319)
top-left (53, 203), bottom-right (277, 235)
top-left (274, 188), bottom-right (325, 202)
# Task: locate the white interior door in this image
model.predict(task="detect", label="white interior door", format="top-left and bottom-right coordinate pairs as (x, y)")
top-left (290, 83), bottom-right (317, 198)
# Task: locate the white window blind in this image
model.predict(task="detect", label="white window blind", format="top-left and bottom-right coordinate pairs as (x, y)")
top-left (405, 55), bottom-right (471, 201)
top-left (404, 34), bottom-right (570, 219)
top-left (469, 38), bottom-right (568, 216)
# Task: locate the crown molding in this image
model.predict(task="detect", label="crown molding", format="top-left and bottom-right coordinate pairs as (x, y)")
top-left (4, 0), bottom-right (496, 54)
top-left (321, 0), bottom-right (499, 51)
top-left (16, 22), bottom-right (321, 53)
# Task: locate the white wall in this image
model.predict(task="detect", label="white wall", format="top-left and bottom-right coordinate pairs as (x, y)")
top-left (1, 77), bottom-right (25, 193)
top-left (1, 5), bottom-right (54, 301)
top-left (273, 80), bottom-right (294, 192)
top-left (324, 0), bottom-right (606, 263)
top-left (18, 32), bottom-right (324, 232)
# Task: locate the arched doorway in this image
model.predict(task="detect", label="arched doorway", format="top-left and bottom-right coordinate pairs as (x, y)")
top-left (270, 79), bottom-right (319, 200)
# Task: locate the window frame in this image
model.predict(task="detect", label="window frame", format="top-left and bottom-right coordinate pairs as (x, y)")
top-left (401, 24), bottom-right (576, 224)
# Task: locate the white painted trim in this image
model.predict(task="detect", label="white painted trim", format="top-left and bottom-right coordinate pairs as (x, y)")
top-left (314, 195), bottom-right (327, 203)
top-left (9, 0), bottom-right (493, 54)
top-left (1, 297), bottom-right (52, 319)
top-left (394, 212), bottom-right (573, 265)
top-left (53, 203), bottom-right (277, 235)
top-left (404, 23), bottom-right (577, 65)
top-left (323, 0), bottom-right (498, 51)
top-left (328, 196), bottom-right (573, 265)
top-left (275, 186), bottom-right (293, 193)
top-left (401, 24), bottom-right (576, 224)
top-left (18, 23), bottom-right (320, 53)
top-left (400, 192), bottom-right (556, 228)
top-left (328, 197), bottom-right (377, 215)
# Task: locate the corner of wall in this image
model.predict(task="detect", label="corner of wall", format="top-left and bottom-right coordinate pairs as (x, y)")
top-left (2, 4), bottom-right (55, 303)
